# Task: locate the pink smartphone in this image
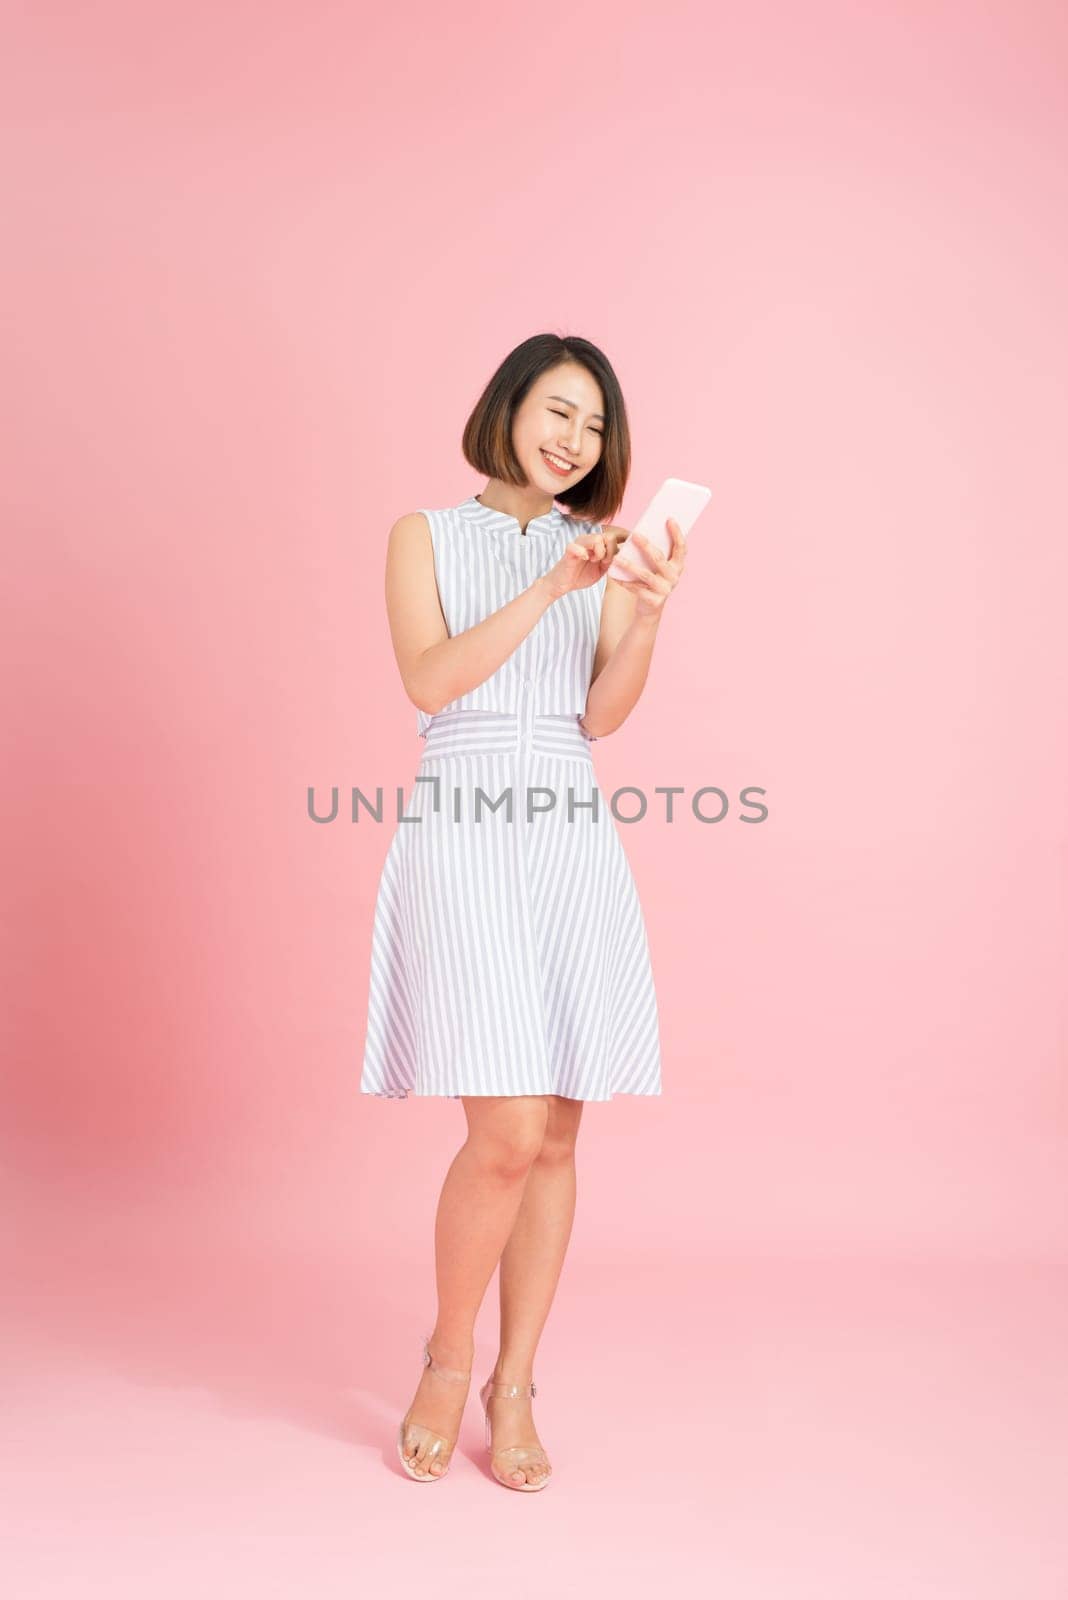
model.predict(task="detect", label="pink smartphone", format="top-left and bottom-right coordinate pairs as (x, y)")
top-left (606, 476), bottom-right (711, 583)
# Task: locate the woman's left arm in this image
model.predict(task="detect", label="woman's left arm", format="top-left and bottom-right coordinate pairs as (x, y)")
top-left (579, 519), bottom-right (687, 739)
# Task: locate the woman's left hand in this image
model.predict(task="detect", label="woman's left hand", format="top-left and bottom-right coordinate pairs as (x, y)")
top-left (612, 518), bottom-right (687, 619)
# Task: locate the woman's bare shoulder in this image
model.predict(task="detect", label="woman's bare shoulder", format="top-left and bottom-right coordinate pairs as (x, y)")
top-left (389, 510), bottom-right (432, 540)
top-left (385, 515), bottom-right (431, 560)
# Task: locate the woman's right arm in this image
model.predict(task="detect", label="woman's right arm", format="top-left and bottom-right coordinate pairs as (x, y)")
top-left (384, 513), bottom-right (560, 717)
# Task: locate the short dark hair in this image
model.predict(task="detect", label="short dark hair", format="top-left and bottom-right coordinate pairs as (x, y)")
top-left (461, 333), bottom-right (631, 525)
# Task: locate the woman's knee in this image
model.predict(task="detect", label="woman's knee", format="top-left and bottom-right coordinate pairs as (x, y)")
top-left (534, 1096), bottom-right (583, 1166)
top-left (463, 1096), bottom-right (550, 1180)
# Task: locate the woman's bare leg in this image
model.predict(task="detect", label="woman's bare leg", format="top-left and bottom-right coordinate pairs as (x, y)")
top-left (486, 1093), bottom-right (584, 1484)
top-left (399, 1094), bottom-right (550, 1475)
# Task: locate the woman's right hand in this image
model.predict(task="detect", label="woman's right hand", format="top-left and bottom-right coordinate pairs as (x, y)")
top-left (538, 528), bottom-right (624, 601)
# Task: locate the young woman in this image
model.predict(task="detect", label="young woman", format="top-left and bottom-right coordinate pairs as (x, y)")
top-left (359, 332), bottom-right (687, 1489)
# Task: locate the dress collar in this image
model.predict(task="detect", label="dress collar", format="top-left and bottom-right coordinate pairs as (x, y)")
top-left (457, 495), bottom-right (562, 539)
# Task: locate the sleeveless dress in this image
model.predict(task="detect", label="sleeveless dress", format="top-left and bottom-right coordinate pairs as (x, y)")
top-left (358, 495), bottom-right (662, 1101)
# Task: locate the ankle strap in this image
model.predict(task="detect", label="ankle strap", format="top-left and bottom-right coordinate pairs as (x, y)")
top-left (421, 1334), bottom-right (471, 1385)
top-left (484, 1377), bottom-right (537, 1400)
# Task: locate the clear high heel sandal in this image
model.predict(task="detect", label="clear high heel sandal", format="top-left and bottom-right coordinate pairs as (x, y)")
top-left (396, 1333), bottom-right (471, 1482)
top-left (478, 1372), bottom-right (552, 1491)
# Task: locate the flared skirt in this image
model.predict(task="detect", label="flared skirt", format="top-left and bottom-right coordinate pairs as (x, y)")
top-left (358, 711), bottom-right (662, 1101)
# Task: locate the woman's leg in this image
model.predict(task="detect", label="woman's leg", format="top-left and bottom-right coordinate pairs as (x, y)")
top-left (486, 1093), bottom-right (584, 1484)
top-left (399, 1094), bottom-right (550, 1475)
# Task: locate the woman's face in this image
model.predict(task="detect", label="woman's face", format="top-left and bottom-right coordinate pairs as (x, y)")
top-left (512, 361), bottom-right (605, 494)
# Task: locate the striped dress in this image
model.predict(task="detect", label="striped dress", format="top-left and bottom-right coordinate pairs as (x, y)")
top-left (359, 494), bottom-right (662, 1101)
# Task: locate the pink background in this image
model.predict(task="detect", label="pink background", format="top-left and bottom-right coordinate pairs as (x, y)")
top-left (3, 2), bottom-right (1066, 1594)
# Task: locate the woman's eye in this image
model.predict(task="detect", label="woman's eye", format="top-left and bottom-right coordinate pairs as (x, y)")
top-left (550, 407), bottom-right (604, 436)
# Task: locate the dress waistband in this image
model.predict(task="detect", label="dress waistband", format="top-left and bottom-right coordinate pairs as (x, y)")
top-left (419, 709), bottom-right (595, 761)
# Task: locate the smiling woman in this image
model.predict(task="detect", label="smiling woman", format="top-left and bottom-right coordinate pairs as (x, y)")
top-left (460, 333), bottom-right (630, 525)
top-left (358, 331), bottom-right (685, 1492)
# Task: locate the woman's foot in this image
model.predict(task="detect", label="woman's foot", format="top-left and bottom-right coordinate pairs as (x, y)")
top-left (480, 1369), bottom-right (552, 1489)
top-left (398, 1335), bottom-right (473, 1480)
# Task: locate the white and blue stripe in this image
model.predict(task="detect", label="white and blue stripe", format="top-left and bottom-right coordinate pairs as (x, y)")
top-left (414, 498), bottom-right (605, 738)
top-left (359, 496), bottom-right (662, 1101)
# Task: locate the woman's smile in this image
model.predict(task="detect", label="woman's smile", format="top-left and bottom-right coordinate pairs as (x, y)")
top-left (540, 448), bottom-right (577, 476)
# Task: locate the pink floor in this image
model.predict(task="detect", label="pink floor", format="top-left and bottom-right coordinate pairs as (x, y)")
top-left (4, 1231), bottom-right (1066, 1598)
